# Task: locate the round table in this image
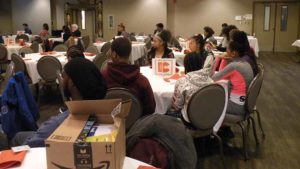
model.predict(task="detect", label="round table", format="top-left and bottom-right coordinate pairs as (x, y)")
top-left (49, 38), bottom-right (64, 43)
top-left (93, 42), bottom-right (146, 64)
top-left (140, 66), bottom-right (177, 114)
top-left (9, 148), bottom-right (152, 169)
top-left (23, 52), bottom-right (96, 84)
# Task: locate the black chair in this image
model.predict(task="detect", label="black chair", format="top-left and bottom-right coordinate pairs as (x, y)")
top-left (185, 83), bottom-right (227, 168)
top-left (105, 88), bottom-right (142, 132)
top-left (30, 42), bottom-right (40, 53)
top-left (0, 62), bottom-right (14, 93)
top-left (100, 42), bottom-right (112, 55)
top-left (81, 35), bottom-right (90, 49)
top-left (93, 53), bottom-right (107, 70)
top-left (0, 44), bottom-right (9, 74)
top-left (223, 67), bottom-right (264, 160)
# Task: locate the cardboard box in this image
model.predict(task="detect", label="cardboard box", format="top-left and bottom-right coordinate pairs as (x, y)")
top-left (45, 99), bottom-right (131, 169)
top-left (152, 58), bottom-right (176, 76)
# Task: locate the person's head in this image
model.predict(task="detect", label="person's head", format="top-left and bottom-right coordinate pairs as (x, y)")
top-left (111, 37), bottom-right (132, 63)
top-left (156, 23), bottom-right (164, 32)
top-left (23, 23), bottom-right (28, 28)
top-left (221, 23), bottom-right (228, 28)
top-left (184, 52), bottom-right (204, 74)
top-left (153, 30), bottom-right (171, 49)
top-left (188, 34), bottom-right (205, 53)
top-left (226, 41), bottom-right (245, 59)
top-left (203, 26), bottom-right (215, 38)
top-left (63, 57), bottom-right (107, 100)
top-left (223, 25), bottom-right (237, 40)
top-left (117, 23), bottom-right (125, 32)
top-left (62, 25), bottom-right (71, 33)
top-left (66, 45), bottom-right (85, 61)
top-left (231, 30), bottom-right (257, 59)
top-left (71, 24), bottom-right (79, 32)
top-left (43, 23), bottom-right (49, 31)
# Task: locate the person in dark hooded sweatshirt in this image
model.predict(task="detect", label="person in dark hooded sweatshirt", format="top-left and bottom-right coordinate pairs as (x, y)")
top-left (102, 37), bottom-right (156, 116)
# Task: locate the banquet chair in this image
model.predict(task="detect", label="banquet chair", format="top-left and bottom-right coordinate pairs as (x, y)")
top-left (56, 70), bottom-right (68, 102)
top-left (223, 69), bottom-right (264, 160)
top-left (185, 83), bottom-right (227, 169)
top-left (0, 62), bottom-right (14, 94)
top-left (37, 56), bottom-right (62, 102)
top-left (53, 44), bottom-right (68, 52)
top-left (101, 59), bottom-right (112, 71)
top-left (169, 37), bottom-right (182, 51)
top-left (93, 53), bottom-right (107, 70)
top-left (81, 35), bottom-right (90, 49)
top-left (105, 87), bottom-right (142, 132)
top-left (100, 42), bottom-right (112, 55)
top-left (85, 45), bottom-right (99, 55)
top-left (0, 44), bottom-right (9, 74)
top-left (19, 47), bottom-right (34, 54)
top-left (15, 34), bottom-right (29, 42)
top-left (11, 53), bottom-right (26, 73)
top-left (254, 63), bottom-right (265, 138)
top-left (129, 36), bottom-right (137, 42)
top-left (30, 42), bottom-right (40, 53)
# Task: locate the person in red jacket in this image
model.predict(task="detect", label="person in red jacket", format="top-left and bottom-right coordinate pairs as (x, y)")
top-left (102, 37), bottom-right (156, 116)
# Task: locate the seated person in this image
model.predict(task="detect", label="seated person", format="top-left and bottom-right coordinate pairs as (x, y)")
top-left (212, 41), bottom-right (254, 115)
top-left (102, 37), bottom-right (156, 116)
top-left (148, 30), bottom-right (174, 64)
top-left (71, 24), bottom-right (81, 37)
top-left (188, 34), bottom-right (214, 68)
top-left (219, 23), bottom-right (228, 36)
top-left (216, 25), bottom-right (237, 52)
top-left (231, 30), bottom-right (259, 76)
top-left (23, 23), bottom-right (32, 35)
top-left (154, 23), bottom-right (164, 35)
top-left (168, 52), bottom-right (214, 124)
top-left (203, 26), bottom-right (217, 45)
top-left (66, 45), bottom-right (85, 61)
top-left (117, 23), bottom-right (130, 38)
top-left (62, 25), bottom-right (72, 43)
top-left (39, 23), bottom-right (49, 40)
top-left (12, 58), bottom-right (107, 147)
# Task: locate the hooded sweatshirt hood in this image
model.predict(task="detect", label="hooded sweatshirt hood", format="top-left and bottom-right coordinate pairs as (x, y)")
top-left (105, 62), bottom-right (140, 86)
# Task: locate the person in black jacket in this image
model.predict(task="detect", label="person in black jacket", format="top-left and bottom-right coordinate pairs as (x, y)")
top-left (71, 24), bottom-right (81, 37)
top-left (62, 25), bottom-right (71, 42)
top-left (148, 30), bottom-right (174, 65)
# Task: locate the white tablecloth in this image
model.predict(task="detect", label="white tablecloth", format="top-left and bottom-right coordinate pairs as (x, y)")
top-left (292, 40), bottom-right (300, 48)
top-left (93, 42), bottom-right (146, 64)
top-left (49, 37), bottom-right (64, 43)
top-left (140, 66), bottom-right (176, 114)
top-left (6, 43), bottom-right (43, 60)
top-left (3, 35), bottom-right (35, 43)
top-left (215, 36), bottom-right (260, 56)
top-left (23, 52), bottom-right (95, 84)
top-left (9, 148), bottom-right (152, 169)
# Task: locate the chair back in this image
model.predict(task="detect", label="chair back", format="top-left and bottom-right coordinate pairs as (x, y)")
top-left (100, 42), bottom-right (111, 54)
top-left (245, 65), bottom-right (264, 114)
top-left (11, 53), bottom-right (26, 73)
top-left (19, 47), bottom-right (34, 54)
top-left (93, 53), bottom-right (107, 70)
top-left (0, 44), bottom-right (8, 61)
top-left (105, 88), bottom-right (143, 131)
top-left (101, 59), bottom-right (112, 71)
top-left (30, 42), bottom-right (39, 53)
top-left (53, 44), bottom-right (68, 52)
top-left (81, 35), bottom-right (90, 49)
top-left (15, 34), bottom-right (29, 42)
top-left (85, 45), bottom-right (99, 55)
top-left (56, 70), bottom-right (68, 102)
top-left (37, 56), bottom-right (62, 83)
top-left (129, 36), bottom-right (137, 42)
top-left (0, 62), bottom-right (14, 92)
top-left (145, 38), bottom-right (152, 50)
top-left (187, 84), bottom-right (226, 131)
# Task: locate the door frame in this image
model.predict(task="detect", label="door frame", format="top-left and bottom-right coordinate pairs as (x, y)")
top-left (252, 1), bottom-right (300, 52)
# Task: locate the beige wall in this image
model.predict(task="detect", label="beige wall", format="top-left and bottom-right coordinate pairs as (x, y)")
top-left (0, 0), bottom-right (12, 35)
top-left (102, 0), bottom-right (167, 40)
top-left (11, 0), bottom-right (51, 34)
top-left (168, 0), bottom-right (253, 38)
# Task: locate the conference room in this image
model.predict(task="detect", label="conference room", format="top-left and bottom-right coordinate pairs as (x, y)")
top-left (0, 0), bottom-right (300, 169)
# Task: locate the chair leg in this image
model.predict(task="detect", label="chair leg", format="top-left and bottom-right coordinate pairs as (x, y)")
top-left (255, 110), bottom-right (265, 138)
top-left (238, 122), bottom-right (249, 160)
top-left (212, 133), bottom-right (226, 169)
top-left (249, 116), bottom-right (259, 145)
